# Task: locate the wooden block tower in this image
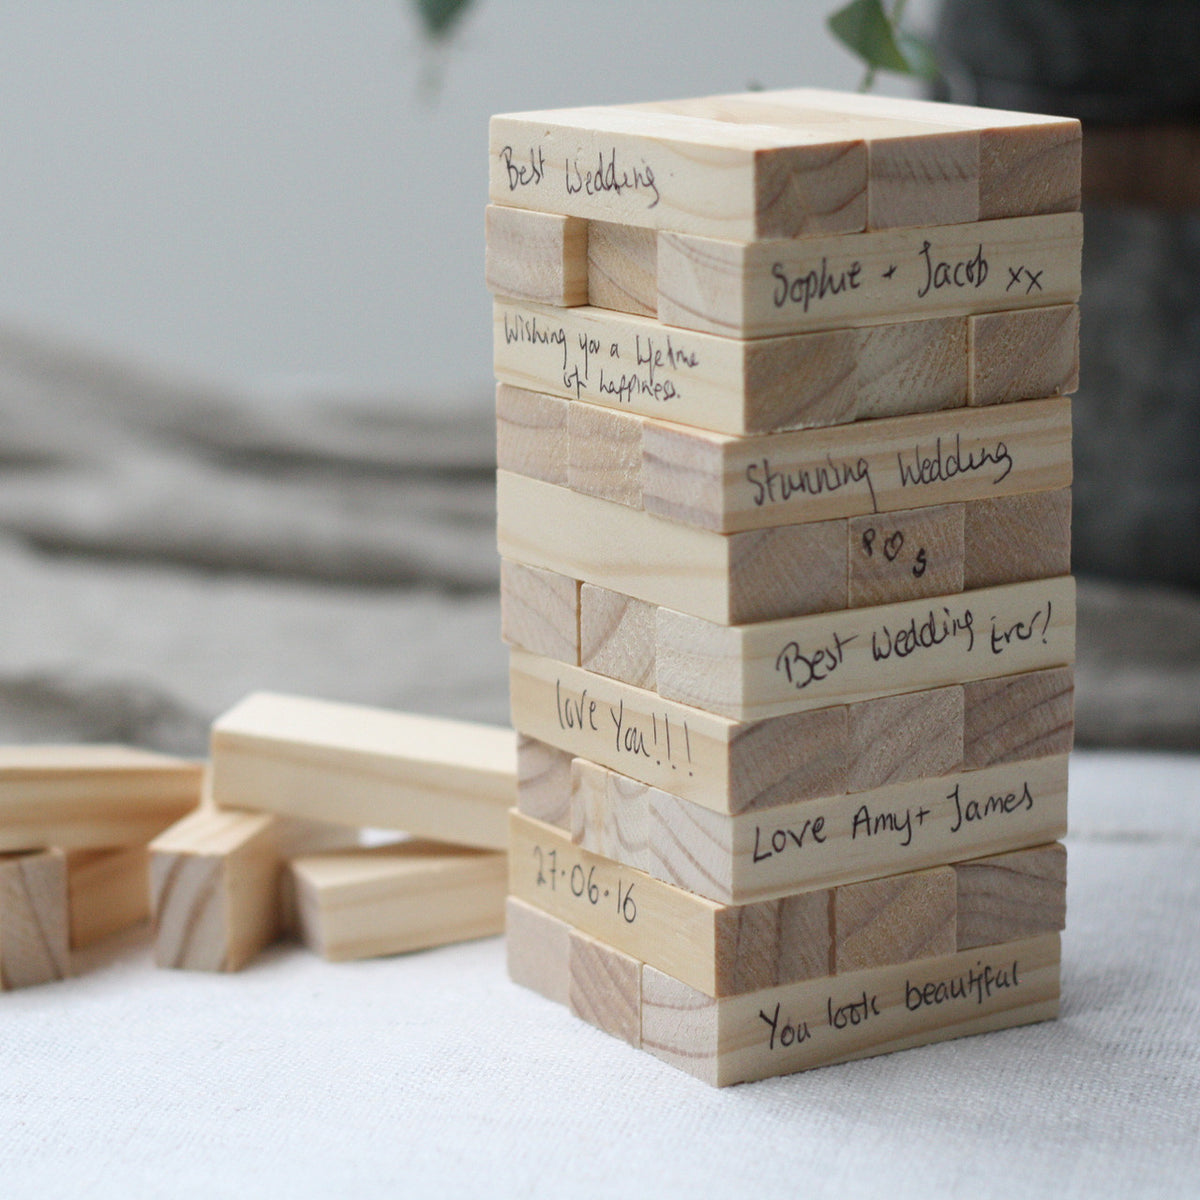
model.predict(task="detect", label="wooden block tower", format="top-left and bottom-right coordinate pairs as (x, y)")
top-left (487, 89), bottom-right (1080, 1085)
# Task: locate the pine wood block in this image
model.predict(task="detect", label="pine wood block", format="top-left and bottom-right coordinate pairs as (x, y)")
top-left (969, 305), bottom-right (1080, 405)
top-left (855, 317), bottom-right (968, 418)
top-left (657, 213), bottom-right (1082, 339)
top-left (495, 383), bottom-right (569, 487)
top-left (587, 220), bottom-right (656, 316)
top-left (569, 927), bottom-right (642, 1046)
top-left (500, 559), bottom-right (580, 664)
top-left (849, 503), bottom-right (965, 607)
top-left (656, 576), bottom-right (1075, 722)
top-left (963, 487), bottom-right (1072, 591)
top-left (0, 850), bottom-right (69, 990)
top-left (289, 841), bottom-right (506, 962)
top-left (210, 693), bottom-right (516, 850)
top-left (570, 757), bottom-right (652, 874)
top-left (579, 583), bottom-right (656, 689)
top-left (956, 843), bottom-right (1067, 951)
top-left (567, 402), bottom-right (643, 508)
top-left (846, 686), bottom-right (965, 793)
top-left (641, 394), bottom-right (1072, 534)
top-left (66, 845), bottom-right (149, 949)
top-left (516, 735), bottom-right (572, 830)
top-left (150, 808), bottom-right (348, 971)
top-left (509, 648), bottom-right (851, 815)
top-left (485, 205), bottom-right (588, 306)
top-left (510, 811), bottom-right (832, 997)
top-left (642, 933), bottom-right (1060, 1086)
top-left (495, 299), bottom-right (860, 437)
top-left (506, 895), bottom-right (570, 1006)
top-left (489, 106), bottom-right (867, 241)
top-left (499, 471), bottom-right (848, 626)
top-left (614, 756), bottom-right (1070, 905)
top-left (833, 867), bottom-right (957, 973)
top-left (963, 667), bottom-right (1075, 769)
top-left (0, 745), bottom-right (203, 853)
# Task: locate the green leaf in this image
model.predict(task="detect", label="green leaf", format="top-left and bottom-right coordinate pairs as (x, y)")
top-left (415, 0), bottom-right (474, 39)
top-left (895, 30), bottom-right (939, 81)
top-left (827, 0), bottom-right (911, 74)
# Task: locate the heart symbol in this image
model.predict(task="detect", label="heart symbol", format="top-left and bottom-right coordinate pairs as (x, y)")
top-left (883, 531), bottom-right (904, 562)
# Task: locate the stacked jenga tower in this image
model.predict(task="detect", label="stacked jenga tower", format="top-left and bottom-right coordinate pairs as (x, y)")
top-left (487, 90), bottom-right (1081, 1085)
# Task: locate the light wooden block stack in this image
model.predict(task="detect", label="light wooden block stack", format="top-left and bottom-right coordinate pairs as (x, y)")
top-left (488, 88), bottom-right (1080, 1085)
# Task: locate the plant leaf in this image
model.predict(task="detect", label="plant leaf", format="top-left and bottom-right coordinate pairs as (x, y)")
top-left (415, 0), bottom-right (474, 39)
top-left (895, 30), bottom-right (939, 81)
top-left (827, 0), bottom-right (911, 74)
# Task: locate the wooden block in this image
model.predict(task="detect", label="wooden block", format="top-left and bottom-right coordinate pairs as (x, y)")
top-left (956, 843), bottom-right (1067, 951)
top-left (849, 504), bottom-right (965, 608)
top-left (485, 205), bottom-right (588, 306)
top-left (855, 317), bottom-right (968, 418)
top-left (969, 305), bottom-right (1080, 405)
top-left (516, 735), bottom-right (572, 830)
top-left (499, 471), bottom-right (848, 626)
top-left (656, 576), bottom-right (1075, 722)
top-left (210, 693), bottom-right (516, 850)
top-left (0, 746), bottom-right (202, 853)
top-left (833, 867), bottom-right (957, 972)
top-left (963, 487), bottom-right (1072, 591)
top-left (641, 395), bottom-right (1073, 534)
top-left (587, 220), bottom-right (656, 316)
top-left (571, 758), bottom-right (651, 873)
top-left (0, 850), bottom-right (69, 990)
top-left (846, 686), bottom-right (965, 793)
top-left (569, 928), bottom-right (641, 1046)
top-left (490, 105), bottom-right (867, 240)
top-left (506, 895), bottom-right (570, 1006)
top-left (567, 402), bottom-right (643, 508)
top-left (500, 559), bottom-right (580, 664)
top-left (289, 842), bottom-right (506, 962)
top-left (495, 383), bottom-right (569, 487)
top-left (579, 583), bottom-right (656, 689)
top-left (963, 667), bottom-right (1075, 769)
top-left (642, 933), bottom-right (1060, 1086)
top-left (66, 846), bottom-right (149, 949)
top-left (150, 808), bottom-right (349, 971)
top-left (509, 648), bottom-right (852, 815)
top-left (657, 213), bottom-right (1082, 339)
top-left (713, 887), bottom-right (831, 994)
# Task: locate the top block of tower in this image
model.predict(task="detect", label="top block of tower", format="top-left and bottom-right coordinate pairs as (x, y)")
top-left (489, 89), bottom-right (1080, 241)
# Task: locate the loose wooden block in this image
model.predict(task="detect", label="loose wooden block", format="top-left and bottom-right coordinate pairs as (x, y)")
top-left (66, 845), bottom-right (149, 949)
top-left (587, 220), bottom-right (657, 316)
top-left (485, 205), bottom-right (588, 306)
top-left (516, 735), bottom-right (572, 830)
top-left (567, 402), bottom-right (643, 508)
top-left (641, 394), bottom-right (1073, 534)
top-left (210, 693), bottom-right (516, 850)
top-left (0, 850), bottom-right (70, 990)
top-left (657, 213), bottom-right (1082, 339)
top-left (500, 559), bottom-right (580, 664)
top-left (570, 757), bottom-right (652, 874)
top-left (955, 843), bottom-right (1067, 951)
top-left (510, 648), bottom-right (852, 815)
top-left (846, 686), bottom-right (965, 793)
top-left (569, 927), bottom-right (642, 1046)
top-left (490, 105), bottom-right (867, 241)
top-left (506, 895), bottom-right (570, 1006)
top-left (848, 503), bottom-right (965, 607)
top-left (963, 487), bottom-right (1072, 591)
top-left (289, 841), bottom-right (506, 962)
top-left (642, 933), bottom-right (1060, 1086)
top-left (855, 317), bottom-right (969, 418)
top-left (655, 576), bottom-right (1075, 721)
top-left (833, 867), bottom-right (957, 972)
top-left (579, 583), bottom-right (656, 689)
top-left (498, 470), bottom-right (848, 626)
top-left (150, 808), bottom-right (350, 972)
top-left (0, 745), bottom-right (203, 853)
top-left (969, 305), bottom-right (1080, 405)
top-left (495, 383), bottom-right (569, 487)
top-left (963, 667), bottom-right (1075, 769)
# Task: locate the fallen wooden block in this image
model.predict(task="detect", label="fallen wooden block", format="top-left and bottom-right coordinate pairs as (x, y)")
top-left (516, 735), bottom-right (572, 831)
top-left (500, 560), bottom-right (580, 664)
top-left (495, 383), bottom-right (569, 487)
top-left (66, 845), bottom-right (150, 949)
top-left (290, 841), bottom-right (506, 962)
top-left (963, 665), bottom-right (1075, 769)
top-left (150, 808), bottom-right (350, 972)
top-left (506, 895), bottom-right (570, 1006)
top-left (657, 213), bottom-right (1082, 339)
top-left (587, 220), bottom-right (657, 316)
top-left (210, 693), bottom-right (516, 850)
top-left (0, 849), bottom-right (69, 990)
top-left (969, 304), bottom-right (1080, 405)
top-left (955, 843), bottom-right (1067, 951)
